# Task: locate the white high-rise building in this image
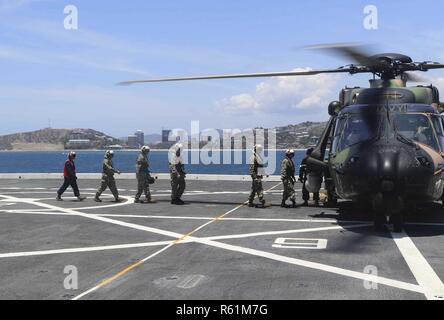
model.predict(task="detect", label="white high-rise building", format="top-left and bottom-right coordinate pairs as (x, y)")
top-left (135, 130), bottom-right (144, 147)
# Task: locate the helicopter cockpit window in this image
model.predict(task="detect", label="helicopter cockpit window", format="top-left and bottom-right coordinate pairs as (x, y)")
top-left (393, 113), bottom-right (439, 151)
top-left (431, 115), bottom-right (444, 135)
top-left (333, 113), bottom-right (378, 153)
top-left (431, 115), bottom-right (444, 151)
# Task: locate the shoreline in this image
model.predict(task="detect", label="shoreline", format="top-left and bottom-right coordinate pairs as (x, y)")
top-left (0, 149), bottom-right (307, 152)
top-left (0, 173), bottom-right (282, 181)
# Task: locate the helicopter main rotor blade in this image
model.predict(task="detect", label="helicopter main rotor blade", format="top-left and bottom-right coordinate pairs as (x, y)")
top-left (306, 43), bottom-right (386, 69)
top-left (421, 63), bottom-right (444, 70)
top-left (402, 72), bottom-right (429, 83)
top-left (117, 68), bottom-right (354, 85)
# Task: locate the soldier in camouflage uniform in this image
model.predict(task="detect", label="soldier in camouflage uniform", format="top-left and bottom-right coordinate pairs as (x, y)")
top-left (280, 149), bottom-right (297, 208)
top-left (299, 148), bottom-right (320, 207)
top-left (135, 146), bottom-right (154, 203)
top-left (170, 143), bottom-right (186, 205)
top-left (248, 144), bottom-right (267, 208)
top-left (95, 150), bottom-right (121, 202)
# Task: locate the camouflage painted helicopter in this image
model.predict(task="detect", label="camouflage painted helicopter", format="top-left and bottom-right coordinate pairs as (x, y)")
top-left (119, 44), bottom-right (444, 232)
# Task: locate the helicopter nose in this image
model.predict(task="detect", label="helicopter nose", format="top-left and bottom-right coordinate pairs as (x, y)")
top-left (358, 143), bottom-right (433, 193)
top-left (365, 148), bottom-right (402, 181)
top-left (366, 149), bottom-right (405, 194)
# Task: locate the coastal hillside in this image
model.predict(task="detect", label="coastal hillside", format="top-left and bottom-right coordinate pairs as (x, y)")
top-left (0, 128), bottom-right (119, 151)
top-left (275, 121), bottom-right (327, 149)
top-left (0, 121), bottom-right (328, 151)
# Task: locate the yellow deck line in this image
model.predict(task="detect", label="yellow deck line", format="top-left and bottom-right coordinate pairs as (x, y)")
top-left (88, 182), bottom-right (282, 295)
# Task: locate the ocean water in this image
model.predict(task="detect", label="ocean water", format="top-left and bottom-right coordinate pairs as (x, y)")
top-left (0, 150), bottom-right (307, 175)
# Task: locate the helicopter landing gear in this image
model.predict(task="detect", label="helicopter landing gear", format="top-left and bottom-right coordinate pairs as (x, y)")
top-left (373, 211), bottom-right (386, 232)
top-left (373, 211), bottom-right (404, 232)
top-left (441, 192), bottom-right (444, 208)
top-left (372, 193), bottom-right (404, 233)
top-left (390, 212), bottom-right (404, 233)
top-left (324, 178), bottom-right (338, 208)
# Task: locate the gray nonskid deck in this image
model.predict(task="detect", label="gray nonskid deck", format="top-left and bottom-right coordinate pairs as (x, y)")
top-left (0, 179), bottom-right (443, 300)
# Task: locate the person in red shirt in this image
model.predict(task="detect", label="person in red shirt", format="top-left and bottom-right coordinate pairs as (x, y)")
top-left (56, 151), bottom-right (86, 201)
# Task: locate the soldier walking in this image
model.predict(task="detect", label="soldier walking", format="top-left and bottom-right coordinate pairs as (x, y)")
top-left (248, 144), bottom-right (267, 208)
top-left (95, 150), bottom-right (121, 203)
top-left (281, 149), bottom-right (297, 208)
top-left (56, 151), bottom-right (86, 201)
top-left (170, 143), bottom-right (186, 205)
top-left (135, 146), bottom-right (155, 203)
top-left (299, 148), bottom-right (320, 207)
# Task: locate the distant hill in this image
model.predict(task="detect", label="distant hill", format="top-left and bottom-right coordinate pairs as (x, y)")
top-left (219, 121), bottom-right (328, 149)
top-left (147, 121), bottom-right (328, 149)
top-left (0, 122), bottom-right (328, 151)
top-left (118, 134), bottom-right (161, 145)
top-left (275, 121), bottom-right (327, 149)
top-left (144, 134), bottom-right (162, 144)
top-left (0, 128), bottom-right (120, 151)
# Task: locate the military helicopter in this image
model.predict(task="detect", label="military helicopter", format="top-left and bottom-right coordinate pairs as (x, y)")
top-left (118, 44), bottom-right (444, 232)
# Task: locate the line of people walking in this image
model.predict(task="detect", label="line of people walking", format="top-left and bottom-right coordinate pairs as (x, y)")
top-left (247, 145), bottom-right (321, 208)
top-left (56, 143), bottom-right (188, 205)
top-left (56, 144), bottom-right (322, 207)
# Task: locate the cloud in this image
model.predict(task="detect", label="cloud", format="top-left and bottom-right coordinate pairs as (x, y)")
top-left (216, 68), bottom-right (340, 115)
top-left (2, 18), bottom-right (261, 73)
top-left (0, 44), bottom-right (149, 75)
top-left (0, 0), bottom-right (47, 11)
top-left (431, 77), bottom-right (444, 90)
top-left (0, 18), bottom-right (151, 75)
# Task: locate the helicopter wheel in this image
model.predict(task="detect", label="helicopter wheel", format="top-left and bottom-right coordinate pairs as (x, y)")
top-left (372, 194), bottom-right (386, 231)
top-left (329, 198), bottom-right (338, 207)
top-left (324, 198), bottom-right (338, 208)
top-left (391, 212), bottom-right (404, 233)
top-left (373, 211), bottom-right (386, 232)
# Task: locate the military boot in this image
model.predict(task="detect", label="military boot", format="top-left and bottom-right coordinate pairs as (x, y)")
top-left (258, 200), bottom-right (266, 208)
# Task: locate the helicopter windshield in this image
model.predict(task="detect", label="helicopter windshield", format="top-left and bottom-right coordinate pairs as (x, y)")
top-left (431, 114), bottom-right (444, 151)
top-left (393, 113), bottom-right (439, 150)
top-left (333, 113), bottom-right (379, 152)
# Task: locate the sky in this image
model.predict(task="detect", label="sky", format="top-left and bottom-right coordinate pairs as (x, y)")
top-left (1, 0), bottom-right (444, 137)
